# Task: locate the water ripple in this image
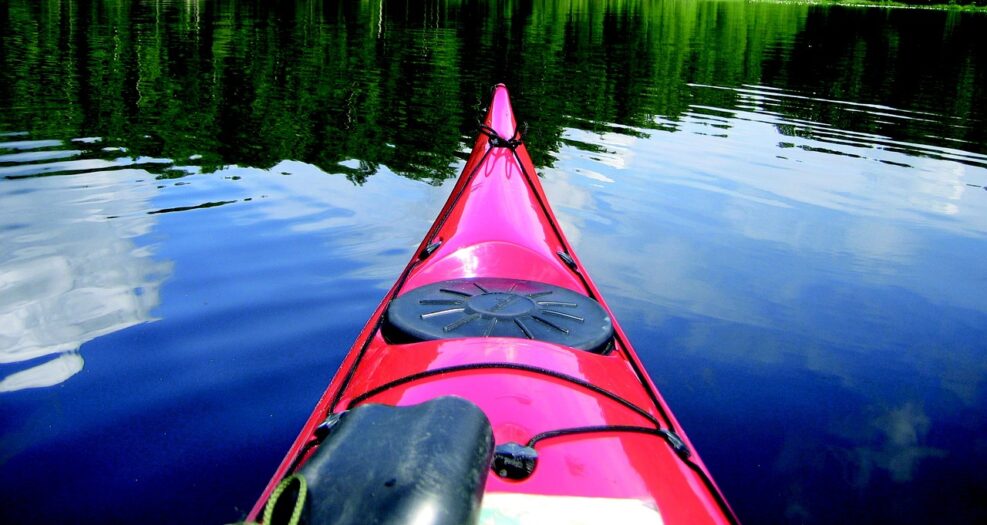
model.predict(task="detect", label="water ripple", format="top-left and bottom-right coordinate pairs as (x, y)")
top-left (687, 84), bottom-right (987, 170)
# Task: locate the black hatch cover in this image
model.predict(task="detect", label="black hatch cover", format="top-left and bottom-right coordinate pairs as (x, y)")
top-left (383, 277), bottom-right (613, 353)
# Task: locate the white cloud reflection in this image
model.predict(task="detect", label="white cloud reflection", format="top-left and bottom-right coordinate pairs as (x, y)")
top-left (0, 352), bottom-right (84, 393)
top-left (839, 403), bottom-right (947, 488)
top-left (0, 168), bottom-right (171, 392)
top-left (544, 98), bottom-right (987, 324)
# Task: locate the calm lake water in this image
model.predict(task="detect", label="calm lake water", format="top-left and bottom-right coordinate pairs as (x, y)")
top-left (2, 0), bottom-right (987, 523)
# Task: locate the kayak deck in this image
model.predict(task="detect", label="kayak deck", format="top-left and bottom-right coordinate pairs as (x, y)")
top-left (249, 85), bottom-right (736, 524)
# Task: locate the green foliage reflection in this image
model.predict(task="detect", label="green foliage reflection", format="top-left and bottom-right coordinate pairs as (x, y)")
top-left (1, 0), bottom-right (984, 181)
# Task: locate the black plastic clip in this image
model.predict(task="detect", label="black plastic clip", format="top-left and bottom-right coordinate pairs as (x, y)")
top-left (659, 429), bottom-right (692, 459)
top-left (419, 240), bottom-right (442, 260)
top-left (492, 442), bottom-right (538, 480)
top-left (557, 251), bottom-right (577, 271)
top-left (314, 411), bottom-right (346, 441)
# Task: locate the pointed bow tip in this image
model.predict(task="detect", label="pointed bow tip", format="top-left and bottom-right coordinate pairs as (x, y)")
top-left (487, 84), bottom-right (518, 139)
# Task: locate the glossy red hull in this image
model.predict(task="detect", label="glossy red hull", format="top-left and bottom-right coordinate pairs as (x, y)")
top-left (249, 85), bottom-right (736, 524)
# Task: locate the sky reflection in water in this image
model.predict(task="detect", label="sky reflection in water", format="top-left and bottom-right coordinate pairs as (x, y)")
top-left (543, 84), bottom-right (987, 523)
top-left (0, 160), bottom-right (171, 392)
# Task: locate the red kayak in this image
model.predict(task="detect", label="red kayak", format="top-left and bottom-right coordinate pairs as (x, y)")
top-left (249, 85), bottom-right (737, 525)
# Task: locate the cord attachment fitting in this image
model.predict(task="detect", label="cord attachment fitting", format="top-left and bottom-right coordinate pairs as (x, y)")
top-left (492, 442), bottom-right (538, 480)
top-left (479, 122), bottom-right (527, 150)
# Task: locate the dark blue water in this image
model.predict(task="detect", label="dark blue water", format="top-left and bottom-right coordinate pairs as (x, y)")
top-left (2, 1), bottom-right (987, 523)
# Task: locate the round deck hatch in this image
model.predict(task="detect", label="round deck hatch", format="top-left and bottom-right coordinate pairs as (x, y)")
top-left (383, 278), bottom-right (613, 353)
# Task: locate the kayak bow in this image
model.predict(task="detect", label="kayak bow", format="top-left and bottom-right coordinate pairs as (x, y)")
top-left (249, 85), bottom-right (737, 524)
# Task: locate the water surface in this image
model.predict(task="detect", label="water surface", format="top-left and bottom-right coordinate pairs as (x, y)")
top-left (1, 1), bottom-right (986, 523)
